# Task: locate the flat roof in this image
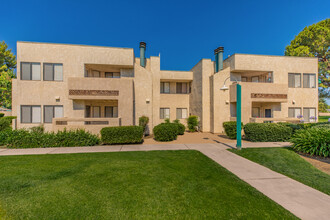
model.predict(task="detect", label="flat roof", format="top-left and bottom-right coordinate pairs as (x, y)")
top-left (224, 53), bottom-right (318, 61)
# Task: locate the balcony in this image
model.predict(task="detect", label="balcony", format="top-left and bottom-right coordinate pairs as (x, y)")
top-left (249, 117), bottom-right (300, 123)
top-left (68, 77), bottom-right (133, 100)
top-left (230, 82), bottom-right (288, 103)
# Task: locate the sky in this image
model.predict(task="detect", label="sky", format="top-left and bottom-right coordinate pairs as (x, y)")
top-left (1, 0), bottom-right (329, 101)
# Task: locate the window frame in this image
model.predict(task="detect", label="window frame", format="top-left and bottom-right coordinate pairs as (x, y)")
top-left (288, 107), bottom-right (301, 118)
top-left (160, 82), bottom-right (170, 94)
top-left (104, 106), bottom-right (118, 118)
top-left (20, 105), bottom-right (41, 124)
top-left (20, 62), bottom-right (41, 81)
top-left (303, 73), bottom-right (316, 88)
top-left (176, 108), bottom-right (188, 119)
top-left (176, 82), bottom-right (189, 94)
top-left (43, 63), bottom-right (63, 81)
top-left (288, 73), bottom-right (301, 88)
top-left (43, 105), bottom-right (64, 123)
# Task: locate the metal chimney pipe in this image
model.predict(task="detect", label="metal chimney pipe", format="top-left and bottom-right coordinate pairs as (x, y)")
top-left (139, 42), bottom-right (146, 68)
top-left (214, 46), bottom-right (224, 72)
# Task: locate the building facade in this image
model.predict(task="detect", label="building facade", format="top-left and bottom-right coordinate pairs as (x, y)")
top-left (12, 41), bottom-right (318, 134)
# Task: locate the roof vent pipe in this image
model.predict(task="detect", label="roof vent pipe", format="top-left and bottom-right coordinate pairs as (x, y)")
top-left (139, 42), bottom-right (146, 68)
top-left (214, 46), bottom-right (224, 73)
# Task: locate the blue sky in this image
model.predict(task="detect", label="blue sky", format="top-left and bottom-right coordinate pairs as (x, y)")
top-left (1, 0), bottom-right (329, 104)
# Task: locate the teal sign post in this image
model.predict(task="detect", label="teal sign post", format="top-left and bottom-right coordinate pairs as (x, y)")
top-left (236, 84), bottom-right (242, 149)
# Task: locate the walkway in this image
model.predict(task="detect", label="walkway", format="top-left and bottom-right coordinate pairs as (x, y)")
top-left (0, 143), bottom-right (329, 220)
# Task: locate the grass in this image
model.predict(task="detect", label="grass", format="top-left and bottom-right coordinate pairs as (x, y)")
top-left (0, 150), bottom-right (296, 219)
top-left (319, 115), bottom-right (330, 122)
top-left (229, 147), bottom-right (330, 195)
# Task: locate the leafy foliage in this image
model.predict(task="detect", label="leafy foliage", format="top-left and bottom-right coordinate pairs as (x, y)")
top-left (0, 113), bottom-right (4, 118)
top-left (187, 115), bottom-right (199, 132)
top-left (319, 98), bottom-right (330, 112)
top-left (285, 19), bottom-right (330, 98)
top-left (173, 119), bottom-right (185, 135)
top-left (138, 116), bottom-right (149, 135)
top-left (244, 123), bottom-right (292, 142)
top-left (291, 128), bottom-right (330, 157)
top-left (153, 123), bottom-right (178, 142)
top-left (1, 128), bottom-right (100, 148)
top-left (101, 126), bottom-right (143, 144)
top-left (0, 118), bottom-right (10, 132)
top-left (223, 121), bottom-right (243, 139)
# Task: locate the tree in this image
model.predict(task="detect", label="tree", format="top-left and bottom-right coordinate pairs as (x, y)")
top-left (0, 41), bottom-right (16, 109)
top-left (285, 19), bottom-right (330, 98)
top-left (319, 98), bottom-right (329, 113)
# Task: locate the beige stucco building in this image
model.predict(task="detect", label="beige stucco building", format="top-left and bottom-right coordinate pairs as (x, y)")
top-left (12, 41), bottom-right (318, 134)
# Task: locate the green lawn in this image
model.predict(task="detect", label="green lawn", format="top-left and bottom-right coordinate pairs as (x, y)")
top-left (229, 147), bottom-right (330, 195)
top-left (0, 150), bottom-right (296, 219)
top-left (319, 115), bottom-right (330, 122)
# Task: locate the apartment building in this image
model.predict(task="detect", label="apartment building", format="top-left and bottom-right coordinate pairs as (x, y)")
top-left (12, 41), bottom-right (318, 134)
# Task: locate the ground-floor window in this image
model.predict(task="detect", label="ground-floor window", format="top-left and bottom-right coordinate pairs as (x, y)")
top-left (176, 108), bottom-right (187, 119)
top-left (252, 107), bottom-right (260, 117)
top-left (303, 108), bottom-right (316, 122)
top-left (288, 107), bottom-right (301, 118)
top-left (160, 108), bottom-right (170, 119)
top-left (21, 105), bottom-right (41, 123)
top-left (105, 106), bottom-right (118, 118)
top-left (44, 106), bottom-right (63, 123)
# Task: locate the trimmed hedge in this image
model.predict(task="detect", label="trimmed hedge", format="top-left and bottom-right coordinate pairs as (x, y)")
top-left (1, 116), bottom-right (16, 125)
top-left (0, 118), bottom-right (10, 132)
top-left (0, 113), bottom-right (4, 117)
top-left (153, 123), bottom-right (178, 142)
top-left (101, 126), bottom-right (143, 144)
top-left (291, 127), bottom-right (330, 157)
top-left (223, 121), bottom-right (243, 139)
top-left (3, 128), bottom-right (100, 148)
top-left (173, 120), bottom-right (185, 135)
top-left (244, 123), bottom-right (292, 142)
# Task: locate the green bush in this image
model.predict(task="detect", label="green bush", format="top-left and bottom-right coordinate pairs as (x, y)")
top-left (5, 129), bottom-right (100, 148)
top-left (153, 123), bottom-right (178, 142)
top-left (187, 115), bottom-right (199, 132)
top-left (101, 126), bottom-right (143, 145)
top-left (0, 118), bottom-right (10, 132)
top-left (313, 123), bottom-right (330, 129)
top-left (0, 113), bottom-right (4, 118)
top-left (291, 128), bottom-right (330, 157)
top-left (0, 129), bottom-right (12, 146)
top-left (173, 120), bottom-right (185, 135)
top-left (139, 116), bottom-right (149, 135)
top-left (223, 121), bottom-right (243, 139)
top-left (1, 116), bottom-right (16, 125)
top-left (244, 123), bottom-right (293, 142)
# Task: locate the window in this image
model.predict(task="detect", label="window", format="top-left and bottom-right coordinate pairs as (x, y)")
top-left (105, 72), bottom-right (120, 78)
top-left (288, 107), bottom-right (301, 118)
top-left (85, 106), bottom-right (91, 118)
top-left (160, 82), bottom-right (170, 93)
top-left (251, 76), bottom-right (259, 82)
top-left (241, 77), bottom-right (247, 82)
top-left (44, 106), bottom-right (63, 123)
top-left (288, 73), bottom-right (301, 88)
top-left (21, 105), bottom-right (41, 123)
top-left (87, 70), bottom-right (100, 78)
top-left (303, 74), bottom-right (316, 88)
top-left (176, 82), bottom-right (189, 94)
top-left (105, 106), bottom-right (118, 118)
top-left (303, 108), bottom-right (316, 122)
top-left (44, 63), bottom-right (63, 81)
top-left (252, 107), bottom-right (260, 117)
top-left (92, 106), bottom-right (101, 118)
top-left (21, 62), bottom-right (41, 80)
top-left (176, 108), bottom-right (187, 119)
top-left (160, 108), bottom-right (170, 119)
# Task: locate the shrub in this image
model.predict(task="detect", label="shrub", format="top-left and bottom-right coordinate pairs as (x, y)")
top-left (5, 129), bottom-right (100, 148)
top-left (223, 121), bottom-right (243, 139)
top-left (244, 123), bottom-right (292, 142)
top-left (291, 128), bottom-right (330, 157)
top-left (277, 122), bottom-right (302, 133)
top-left (101, 126), bottom-right (143, 145)
top-left (153, 123), bottom-right (178, 141)
top-left (1, 116), bottom-right (16, 125)
top-left (173, 120), bottom-right (185, 135)
top-left (0, 129), bottom-right (12, 146)
top-left (313, 123), bottom-right (330, 129)
top-left (0, 113), bottom-right (4, 118)
top-left (139, 116), bottom-right (149, 135)
top-left (0, 118), bottom-right (10, 132)
top-left (187, 115), bottom-right (199, 132)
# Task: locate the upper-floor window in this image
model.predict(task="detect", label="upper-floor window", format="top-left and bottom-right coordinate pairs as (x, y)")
top-left (44, 63), bottom-right (63, 81)
top-left (176, 82), bottom-right (189, 94)
top-left (105, 72), bottom-right (120, 78)
top-left (241, 77), bottom-right (247, 82)
top-left (160, 108), bottom-right (170, 119)
top-left (288, 107), bottom-right (301, 118)
top-left (160, 82), bottom-right (170, 93)
top-left (303, 73), bottom-right (316, 88)
top-left (21, 62), bottom-right (41, 80)
top-left (288, 73), bottom-right (301, 88)
top-left (44, 105), bottom-right (64, 123)
top-left (21, 105), bottom-right (41, 123)
top-left (251, 76), bottom-right (259, 83)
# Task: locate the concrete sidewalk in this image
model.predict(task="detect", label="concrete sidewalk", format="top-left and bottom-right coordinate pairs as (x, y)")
top-left (0, 143), bottom-right (329, 220)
